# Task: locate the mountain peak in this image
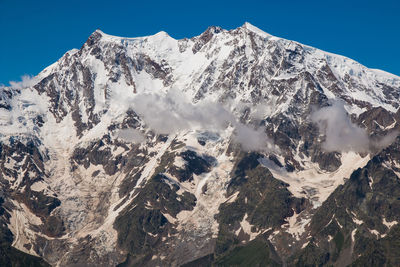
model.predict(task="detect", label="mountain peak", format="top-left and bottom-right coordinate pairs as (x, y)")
top-left (87, 28), bottom-right (175, 43)
top-left (94, 28), bottom-right (104, 35)
top-left (151, 30), bottom-right (173, 40)
top-left (241, 22), bottom-right (272, 38)
top-left (205, 25), bottom-right (223, 34)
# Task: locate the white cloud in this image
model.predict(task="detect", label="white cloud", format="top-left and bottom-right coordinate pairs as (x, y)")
top-left (233, 123), bottom-right (274, 151)
top-left (116, 128), bottom-right (146, 144)
top-left (311, 100), bottom-right (398, 153)
top-left (128, 88), bottom-right (274, 151)
top-left (9, 75), bottom-right (38, 89)
top-left (371, 130), bottom-right (399, 150)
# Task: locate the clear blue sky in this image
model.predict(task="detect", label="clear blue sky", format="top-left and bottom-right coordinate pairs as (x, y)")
top-left (1, 0), bottom-right (399, 85)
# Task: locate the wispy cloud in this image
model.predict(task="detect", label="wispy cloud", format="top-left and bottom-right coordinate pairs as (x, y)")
top-left (127, 88), bottom-right (274, 151)
top-left (8, 75), bottom-right (37, 89)
top-left (311, 100), bottom-right (398, 153)
top-left (116, 128), bottom-right (146, 144)
top-left (233, 123), bottom-right (274, 151)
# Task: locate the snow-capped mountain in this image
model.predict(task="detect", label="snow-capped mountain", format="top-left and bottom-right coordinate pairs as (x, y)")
top-left (1, 22), bottom-right (400, 266)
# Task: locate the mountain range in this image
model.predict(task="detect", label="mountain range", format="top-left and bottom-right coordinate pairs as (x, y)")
top-left (1, 22), bottom-right (400, 266)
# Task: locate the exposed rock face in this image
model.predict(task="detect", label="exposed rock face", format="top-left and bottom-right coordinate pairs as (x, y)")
top-left (0, 23), bottom-right (400, 266)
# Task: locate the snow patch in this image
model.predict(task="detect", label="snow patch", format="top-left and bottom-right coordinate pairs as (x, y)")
top-left (30, 181), bottom-right (48, 192)
top-left (238, 213), bottom-right (260, 241)
top-left (351, 228), bottom-right (357, 242)
top-left (382, 217), bottom-right (398, 229)
top-left (260, 151), bottom-right (370, 207)
top-left (8, 201), bottom-right (42, 256)
top-left (283, 210), bottom-right (311, 240)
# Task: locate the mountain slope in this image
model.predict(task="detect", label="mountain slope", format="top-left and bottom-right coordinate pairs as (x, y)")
top-left (0, 23), bottom-right (400, 266)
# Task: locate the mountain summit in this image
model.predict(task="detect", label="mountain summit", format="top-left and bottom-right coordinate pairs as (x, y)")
top-left (0, 24), bottom-right (400, 266)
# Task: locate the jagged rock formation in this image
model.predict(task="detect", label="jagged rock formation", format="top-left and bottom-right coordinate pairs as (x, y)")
top-left (0, 23), bottom-right (400, 266)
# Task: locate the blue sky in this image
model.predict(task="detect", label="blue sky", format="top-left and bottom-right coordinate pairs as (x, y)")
top-left (1, 0), bottom-right (399, 85)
